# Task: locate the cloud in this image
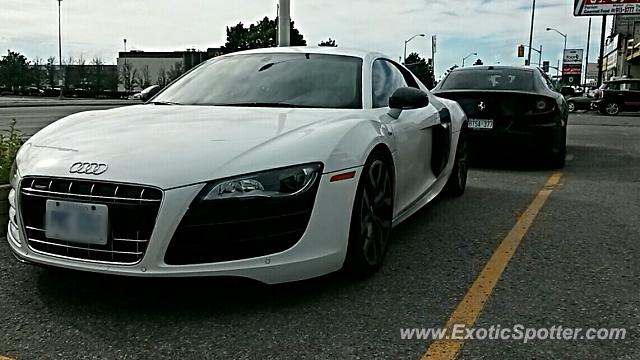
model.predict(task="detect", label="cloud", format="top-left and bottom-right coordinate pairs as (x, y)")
top-left (0, 0), bottom-right (603, 77)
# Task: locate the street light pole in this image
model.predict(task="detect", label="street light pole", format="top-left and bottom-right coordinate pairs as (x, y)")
top-left (57, 0), bottom-right (63, 99)
top-left (404, 34), bottom-right (425, 64)
top-left (527, 0), bottom-right (536, 65)
top-left (462, 52), bottom-right (477, 67)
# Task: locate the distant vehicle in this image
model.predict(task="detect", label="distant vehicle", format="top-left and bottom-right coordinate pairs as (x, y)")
top-left (432, 66), bottom-right (568, 168)
top-left (592, 79), bottom-right (640, 116)
top-left (128, 92), bottom-right (142, 100)
top-left (566, 95), bottom-right (594, 112)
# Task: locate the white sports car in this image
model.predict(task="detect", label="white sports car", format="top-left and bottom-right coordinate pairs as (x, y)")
top-left (7, 47), bottom-right (468, 284)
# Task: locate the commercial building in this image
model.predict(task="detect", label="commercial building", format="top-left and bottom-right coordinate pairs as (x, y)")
top-left (603, 15), bottom-right (640, 80)
top-left (116, 48), bottom-right (223, 91)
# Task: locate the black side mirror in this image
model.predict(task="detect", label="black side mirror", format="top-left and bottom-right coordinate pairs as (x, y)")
top-left (388, 87), bottom-right (430, 119)
top-left (140, 85), bottom-right (161, 102)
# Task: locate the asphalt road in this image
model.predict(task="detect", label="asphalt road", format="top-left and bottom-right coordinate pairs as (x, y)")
top-left (0, 105), bottom-right (130, 137)
top-left (1, 110), bottom-right (639, 359)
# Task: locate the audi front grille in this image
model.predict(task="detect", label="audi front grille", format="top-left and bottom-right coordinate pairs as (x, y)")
top-left (19, 177), bottom-right (162, 265)
top-left (164, 177), bottom-right (321, 265)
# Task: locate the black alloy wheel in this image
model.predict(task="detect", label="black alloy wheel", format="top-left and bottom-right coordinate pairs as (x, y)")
top-left (344, 153), bottom-right (394, 276)
top-left (444, 128), bottom-right (468, 197)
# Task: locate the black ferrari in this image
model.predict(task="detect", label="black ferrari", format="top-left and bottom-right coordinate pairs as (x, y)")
top-left (432, 66), bottom-right (569, 168)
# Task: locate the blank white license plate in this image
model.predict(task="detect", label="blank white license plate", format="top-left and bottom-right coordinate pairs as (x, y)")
top-left (45, 200), bottom-right (109, 245)
top-left (469, 119), bottom-right (494, 129)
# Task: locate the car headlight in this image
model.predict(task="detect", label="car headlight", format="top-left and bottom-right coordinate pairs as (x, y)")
top-left (200, 163), bottom-right (323, 201)
top-left (9, 161), bottom-right (19, 188)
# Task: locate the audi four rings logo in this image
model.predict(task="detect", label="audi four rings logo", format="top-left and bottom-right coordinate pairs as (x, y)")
top-left (69, 162), bottom-right (108, 175)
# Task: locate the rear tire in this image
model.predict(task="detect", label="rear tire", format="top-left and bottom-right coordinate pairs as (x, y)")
top-left (567, 101), bottom-right (576, 113)
top-left (549, 126), bottom-right (567, 169)
top-left (444, 128), bottom-right (468, 197)
top-left (343, 152), bottom-right (394, 277)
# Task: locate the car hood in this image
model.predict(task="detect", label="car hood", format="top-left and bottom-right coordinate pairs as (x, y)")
top-left (19, 105), bottom-right (366, 189)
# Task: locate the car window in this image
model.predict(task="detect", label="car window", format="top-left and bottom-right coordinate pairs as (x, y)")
top-left (620, 82), bottom-right (631, 91)
top-left (372, 59), bottom-right (409, 108)
top-left (153, 53), bottom-right (363, 109)
top-left (630, 82), bottom-right (640, 91)
top-left (440, 69), bottom-right (535, 91)
top-left (606, 83), bottom-right (621, 90)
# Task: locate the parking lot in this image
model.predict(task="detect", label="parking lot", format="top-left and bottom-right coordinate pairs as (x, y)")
top-left (1, 108), bottom-right (639, 359)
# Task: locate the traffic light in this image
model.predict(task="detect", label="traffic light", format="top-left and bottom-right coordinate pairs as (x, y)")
top-left (543, 61), bottom-right (550, 73)
top-left (518, 45), bottom-right (525, 58)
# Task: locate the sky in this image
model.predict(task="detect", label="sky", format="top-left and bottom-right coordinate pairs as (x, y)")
top-left (0, 0), bottom-right (607, 78)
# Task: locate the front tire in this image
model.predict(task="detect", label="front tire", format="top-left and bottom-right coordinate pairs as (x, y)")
top-left (444, 128), bottom-right (468, 197)
top-left (343, 152), bottom-right (393, 277)
top-left (567, 101), bottom-right (576, 113)
top-left (604, 102), bottom-right (620, 116)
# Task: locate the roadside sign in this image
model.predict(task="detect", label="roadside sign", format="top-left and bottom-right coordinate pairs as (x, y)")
top-left (563, 49), bottom-right (584, 65)
top-left (543, 61), bottom-right (550, 73)
top-left (518, 45), bottom-right (525, 58)
top-left (574, 0), bottom-right (640, 16)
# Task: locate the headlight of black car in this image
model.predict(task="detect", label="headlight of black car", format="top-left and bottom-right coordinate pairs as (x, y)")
top-left (199, 163), bottom-right (323, 201)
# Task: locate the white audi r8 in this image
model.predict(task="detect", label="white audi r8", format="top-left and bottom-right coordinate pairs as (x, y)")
top-left (7, 47), bottom-right (468, 284)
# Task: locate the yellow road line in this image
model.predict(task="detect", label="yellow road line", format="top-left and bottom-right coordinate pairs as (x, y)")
top-left (0, 356), bottom-right (16, 360)
top-left (421, 173), bottom-right (563, 360)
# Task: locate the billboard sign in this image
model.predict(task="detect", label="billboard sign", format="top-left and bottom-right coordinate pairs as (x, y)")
top-left (575, 0), bottom-right (640, 16)
top-left (563, 49), bottom-right (584, 65)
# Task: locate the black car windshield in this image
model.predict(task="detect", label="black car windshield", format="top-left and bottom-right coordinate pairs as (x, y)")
top-left (440, 69), bottom-right (535, 91)
top-left (153, 53), bottom-right (363, 109)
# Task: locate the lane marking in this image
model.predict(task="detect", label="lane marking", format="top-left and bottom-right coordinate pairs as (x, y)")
top-left (421, 173), bottom-right (563, 360)
top-left (0, 356), bottom-right (16, 360)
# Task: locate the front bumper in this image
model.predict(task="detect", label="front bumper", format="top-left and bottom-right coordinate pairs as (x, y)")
top-left (6, 172), bottom-right (361, 284)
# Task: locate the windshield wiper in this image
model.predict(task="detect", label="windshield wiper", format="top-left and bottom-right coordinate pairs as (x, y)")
top-left (148, 101), bottom-right (182, 105)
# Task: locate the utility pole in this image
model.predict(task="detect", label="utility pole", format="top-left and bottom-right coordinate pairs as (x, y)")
top-left (57, 0), bottom-right (63, 99)
top-left (527, 0), bottom-right (536, 65)
top-left (597, 16), bottom-right (606, 86)
top-left (432, 35), bottom-right (437, 80)
top-left (585, 18), bottom-right (592, 85)
top-left (278, 0), bottom-right (290, 47)
top-left (539, 45), bottom-right (543, 66)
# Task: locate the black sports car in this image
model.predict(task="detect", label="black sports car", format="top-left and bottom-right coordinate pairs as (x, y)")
top-left (432, 66), bottom-right (568, 168)
top-left (566, 95), bottom-right (594, 112)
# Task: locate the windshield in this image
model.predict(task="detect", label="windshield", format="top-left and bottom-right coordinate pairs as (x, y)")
top-left (153, 53), bottom-right (363, 109)
top-left (440, 69), bottom-right (535, 91)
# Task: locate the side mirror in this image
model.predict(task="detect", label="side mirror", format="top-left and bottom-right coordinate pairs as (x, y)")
top-left (140, 85), bottom-right (161, 102)
top-left (388, 87), bottom-right (430, 119)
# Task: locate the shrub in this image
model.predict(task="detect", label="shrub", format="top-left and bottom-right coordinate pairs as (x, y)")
top-left (0, 119), bottom-right (23, 184)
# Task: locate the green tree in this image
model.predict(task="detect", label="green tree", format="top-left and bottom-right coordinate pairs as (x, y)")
top-left (0, 50), bottom-right (32, 91)
top-left (89, 57), bottom-right (104, 91)
top-left (120, 62), bottom-right (138, 92)
top-left (156, 66), bottom-right (168, 88)
top-left (221, 16), bottom-right (306, 54)
top-left (318, 38), bottom-right (337, 47)
top-left (473, 58), bottom-right (484, 66)
top-left (167, 62), bottom-right (184, 82)
top-left (135, 65), bottom-right (151, 89)
top-left (31, 57), bottom-right (44, 90)
top-left (405, 52), bottom-right (435, 89)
